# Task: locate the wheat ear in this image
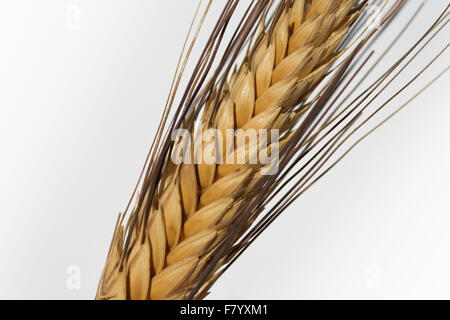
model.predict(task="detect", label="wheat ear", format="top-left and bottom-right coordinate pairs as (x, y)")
top-left (96, 0), bottom-right (363, 300)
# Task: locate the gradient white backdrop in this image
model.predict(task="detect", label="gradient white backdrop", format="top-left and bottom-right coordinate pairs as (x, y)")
top-left (0, 0), bottom-right (449, 299)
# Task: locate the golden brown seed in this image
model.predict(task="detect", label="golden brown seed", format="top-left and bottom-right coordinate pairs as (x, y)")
top-left (149, 207), bottom-right (167, 273)
top-left (272, 47), bottom-right (313, 84)
top-left (254, 42), bottom-right (275, 98)
top-left (288, 14), bottom-right (323, 54)
top-left (167, 230), bottom-right (217, 265)
top-left (275, 12), bottom-right (289, 66)
top-left (232, 66), bottom-right (255, 128)
top-left (106, 271), bottom-right (127, 300)
top-left (180, 164), bottom-right (198, 218)
top-left (290, 0), bottom-right (305, 31)
top-left (255, 77), bottom-right (297, 115)
top-left (274, 11), bottom-right (290, 66)
top-left (242, 106), bottom-right (281, 132)
top-left (161, 179), bottom-right (183, 249)
top-left (197, 127), bottom-right (217, 190)
top-left (216, 96), bottom-right (235, 161)
top-left (150, 256), bottom-right (198, 300)
top-left (199, 168), bottom-right (252, 207)
top-left (252, 35), bottom-right (269, 68)
top-left (128, 235), bottom-right (151, 300)
top-left (184, 198), bottom-right (233, 237)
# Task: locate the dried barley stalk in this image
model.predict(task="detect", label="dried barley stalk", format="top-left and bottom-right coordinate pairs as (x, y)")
top-left (95, 0), bottom-right (445, 300)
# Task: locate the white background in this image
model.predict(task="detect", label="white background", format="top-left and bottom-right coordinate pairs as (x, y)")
top-left (0, 0), bottom-right (449, 299)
